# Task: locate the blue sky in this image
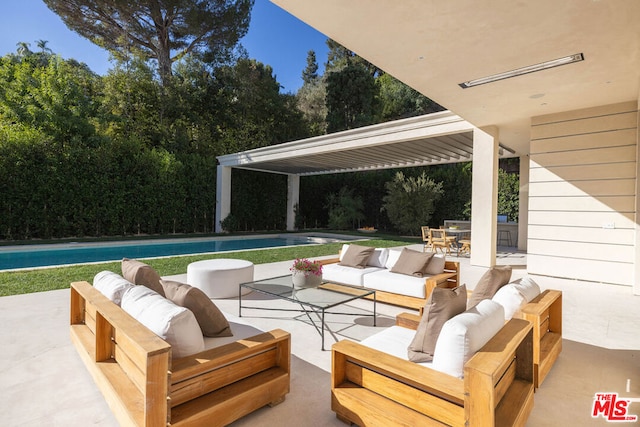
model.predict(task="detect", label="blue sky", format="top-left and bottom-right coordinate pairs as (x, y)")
top-left (0, 0), bottom-right (329, 93)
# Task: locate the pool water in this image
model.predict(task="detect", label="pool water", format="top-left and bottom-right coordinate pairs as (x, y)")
top-left (0, 235), bottom-right (342, 270)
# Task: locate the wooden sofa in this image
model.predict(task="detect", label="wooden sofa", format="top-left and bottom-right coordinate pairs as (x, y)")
top-left (70, 281), bottom-right (291, 427)
top-left (400, 288), bottom-right (563, 389)
top-left (318, 257), bottom-right (460, 311)
top-left (331, 315), bottom-right (535, 426)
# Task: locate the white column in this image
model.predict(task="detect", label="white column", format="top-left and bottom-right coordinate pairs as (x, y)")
top-left (470, 127), bottom-right (499, 267)
top-left (286, 174), bottom-right (300, 231)
top-left (215, 165), bottom-right (232, 233)
top-left (518, 155), bottom-right (529, 251)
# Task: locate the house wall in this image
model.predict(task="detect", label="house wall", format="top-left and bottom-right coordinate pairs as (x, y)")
top-left (528, 101), bottom-right (638, 287)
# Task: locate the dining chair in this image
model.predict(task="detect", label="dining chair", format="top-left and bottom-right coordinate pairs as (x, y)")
top-left (429, 228), bottom-right (453, 254)
top-left (421, 226), bottom-right (432, 252)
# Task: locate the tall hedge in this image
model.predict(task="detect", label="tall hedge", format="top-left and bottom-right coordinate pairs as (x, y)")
top-left (0, 135), bottom-right (217, 239)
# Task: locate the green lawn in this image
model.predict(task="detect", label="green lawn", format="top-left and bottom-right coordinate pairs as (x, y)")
top-left (0, 237), bottom-right (418, 297)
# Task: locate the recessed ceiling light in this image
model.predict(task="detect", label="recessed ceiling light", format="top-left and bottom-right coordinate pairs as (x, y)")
top-left (459, 53), bottom-right (584, 89)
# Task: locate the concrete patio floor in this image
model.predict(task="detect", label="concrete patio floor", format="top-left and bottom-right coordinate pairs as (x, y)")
top-left (1, 244), bottom-right (639, 426)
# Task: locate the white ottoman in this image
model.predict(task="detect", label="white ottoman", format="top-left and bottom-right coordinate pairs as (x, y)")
top-left (186, 259), bottom-right (254, 299)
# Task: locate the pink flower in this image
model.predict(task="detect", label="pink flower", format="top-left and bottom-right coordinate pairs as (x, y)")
top-left (290, 258), bottom-right (323, 276)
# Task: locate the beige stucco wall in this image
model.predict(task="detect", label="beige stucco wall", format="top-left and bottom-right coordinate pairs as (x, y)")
top-left (527, 101), bottom-right (638, 287)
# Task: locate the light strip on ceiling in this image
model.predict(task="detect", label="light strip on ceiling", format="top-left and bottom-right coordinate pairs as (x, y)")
top-left (459, 53), bottom-right (584, 89)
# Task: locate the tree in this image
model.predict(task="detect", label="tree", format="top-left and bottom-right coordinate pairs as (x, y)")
top-left (325, 39), bottom-right (380, 77)
top-left (376, 73), bottom-right (444, 121)
top-left (325, 62), bottom-right (377, 132)
top-left (0, 53), bottom-right (101, 145)
top-left (302, 50), bottom-right (319, 84)
top-left (215, 58), bottom-right (307, 152)
top-left (382, 171), bottom-right (444, 235)
top-left (44, 0), bottom-right (254, 86)
top-left (498, 168), bottom-right (519, 222)
top-left (325, 186), bottom-right (365, 230)
top-left (296, 75), bottom-right (327, 136)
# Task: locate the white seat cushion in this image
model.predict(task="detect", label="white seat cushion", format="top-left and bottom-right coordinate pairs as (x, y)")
top-left (202, 312), bottom-right (265, 350)
top-left (363, 269), bottom-right (427, 299)
top-left (431, 299), bottom-right (505, 378)
top-left (322, 263), bottom-right (384, 287)
top-left (121, 285), bottom-right (204, 358)
top-left (359, 326), bottom-right (432, 368)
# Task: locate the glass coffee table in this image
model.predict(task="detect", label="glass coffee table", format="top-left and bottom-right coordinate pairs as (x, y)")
top-left (239, 275), bottom-right (376, 350)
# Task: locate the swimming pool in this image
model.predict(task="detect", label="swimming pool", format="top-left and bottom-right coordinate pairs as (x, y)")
top-left (0, 234), bottom-right (348, 270)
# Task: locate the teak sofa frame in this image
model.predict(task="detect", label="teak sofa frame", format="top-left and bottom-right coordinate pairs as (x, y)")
top-left (331, 316), bottom-right (535, 426)
top-left (400, 288), bottom-right (563, 389)
top-left (318, 257), bottom-right (460, 312)
top-left (70, 281), bottom-right (291, 427)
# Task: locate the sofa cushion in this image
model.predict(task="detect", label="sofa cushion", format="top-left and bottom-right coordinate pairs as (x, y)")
top-left (424, 254), bottom-right (445, 275)
top-left (363, 269), bottom-right (429, 299)
top-left (408, 285), bottom-right (467, 362)
top-left (121, 285), bottom-right (204, 358)
top-left (467, 265), bottom-right (512, 308)
top-left (202, 312), bottom-right (265, 350)
top-left (514, 276), bottom-right (541, 302)
top-left (121, 258), bottom-right (165, 297)
top-left (492, 283), bottom-right (526, 320)
top-left (360, 326), bottom-right (425, 364)
top-left (161, 280), bottom-right (232, 337)
top-left (93, 271), bottom-right (134, 305)
top-left (323, 263), bottom-right (383, 287)
top-left (431, 299), bottom-right (505, 378)
top-left (367, 248), bottom-right (389, 268)
top-left (390, 248), bottom-right (434, 277)
top-left (384, 249), bottom-right (403, 270)
top-left (339, 244), bottom-right (375, 268)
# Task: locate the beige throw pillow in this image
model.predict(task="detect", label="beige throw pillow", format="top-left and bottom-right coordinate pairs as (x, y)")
top-left (408, 284), bottom-right (467, 362)
top-left (390, 248), bottom-right (434, 277)
top-left (467, 265), bottom-right (512, 308)
top-left (121, 258), bottom-right (165, 297)
top-left (424, 255), bottom-right (446, 276)
top-left (338, 244), bottom-right (375, 269)
top-left (161, 280), bottom-right (232, 337)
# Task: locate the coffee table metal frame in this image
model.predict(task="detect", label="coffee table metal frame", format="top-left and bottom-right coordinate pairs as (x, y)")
top-left (239, 275), bottom-right (376, 350)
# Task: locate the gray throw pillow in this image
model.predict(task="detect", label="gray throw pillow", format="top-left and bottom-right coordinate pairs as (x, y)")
top-left (390, 248), bottom-right (434, 277)
top-left (408, 284), bottom-right (467, 362)
top-left (161, 280), bottom-right (232, 337)
top-left (121, 258), bottom-right (165, 297)
top-left (339, 244), bottom-right (375, 269)
top-left (467, 265), bottom-right (512, 308)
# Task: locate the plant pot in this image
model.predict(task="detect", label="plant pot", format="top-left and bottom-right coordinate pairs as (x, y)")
top-left (291, 270), bottom-right (322, 289)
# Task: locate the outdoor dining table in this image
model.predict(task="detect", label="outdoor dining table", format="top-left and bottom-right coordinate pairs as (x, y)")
top-left (443, 228), bottom-right (471, 254)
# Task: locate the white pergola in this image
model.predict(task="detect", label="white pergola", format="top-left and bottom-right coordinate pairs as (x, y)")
top-left (216, 111), bottom-right (521, 268)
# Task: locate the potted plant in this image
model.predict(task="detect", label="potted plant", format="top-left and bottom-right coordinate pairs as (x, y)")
top-left (290, 258), bottom-right (323, 288)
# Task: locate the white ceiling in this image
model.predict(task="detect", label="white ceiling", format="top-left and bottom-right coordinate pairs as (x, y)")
top-left (271, 0), bottom-right (640, 156)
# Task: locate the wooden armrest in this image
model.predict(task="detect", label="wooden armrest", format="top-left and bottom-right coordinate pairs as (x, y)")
top-left (172, 329), bottom-right (290, 382)
top-left (519, 289), bottom-right (562, 318)
top-left (425, 271), bottom-right (457, 285)
top-left (395, 312), bottom-right (422, 329)
top-left (170, 329), bottom-right (290, 407)
top-left (332, 340), bottom-right (464, 404)
top-left (317, 257), bottom-right (340, 266)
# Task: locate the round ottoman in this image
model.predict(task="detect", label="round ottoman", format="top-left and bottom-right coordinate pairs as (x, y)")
top-left (186, 259), bottom-right (254, 299)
